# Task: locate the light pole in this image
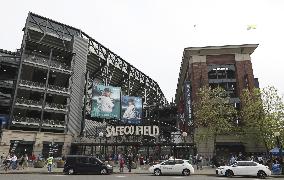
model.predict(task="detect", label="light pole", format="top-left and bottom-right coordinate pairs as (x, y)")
top-left (99, 132), bottom-right (103, 157)
top-left (274, 132), bottom-right (283, 174)
top-left (182, 132), bottom-right (188, 159)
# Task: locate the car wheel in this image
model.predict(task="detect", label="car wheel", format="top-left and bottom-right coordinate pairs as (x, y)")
top-left (182, 169), bottom-right (190, 176)
top-left (154, 168), bottom-right (161, 176)
top-left (100, 168), bottom-right (108, 175)
top-left (67, 168), bottom-right (75, 175)
top-left (257, 170), bottom-right (266, 179)
top-left (225, 170), bottom-right (233, 177)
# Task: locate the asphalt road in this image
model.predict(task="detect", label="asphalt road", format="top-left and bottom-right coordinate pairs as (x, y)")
top-left (0, 174), bottom-right (282, 180)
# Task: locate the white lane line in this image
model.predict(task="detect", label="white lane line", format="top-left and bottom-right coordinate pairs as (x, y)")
top-left (50, 175), bottom-right (67, 176)
top-left (172, 177), bottom-right (184, 179)
top-left (116, 175), bottom-right (126, 178)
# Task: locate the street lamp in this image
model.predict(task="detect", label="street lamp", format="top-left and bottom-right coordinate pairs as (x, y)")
top-left (99, 132), bottom-right (104, 156)
top-left (274, 132), bottom-right (283, 174)
top-left (182, 132), bottom-right (188, 159)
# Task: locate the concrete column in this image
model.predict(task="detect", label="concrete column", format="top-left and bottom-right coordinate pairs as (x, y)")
top-left (33, 132), bottom-right (44, 156)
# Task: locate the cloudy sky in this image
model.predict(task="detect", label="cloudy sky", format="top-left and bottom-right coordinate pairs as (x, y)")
top-left (1, 0), bottom-right (283, 100)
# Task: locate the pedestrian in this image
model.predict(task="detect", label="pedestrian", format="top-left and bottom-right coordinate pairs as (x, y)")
top-left (11, 154), bottom-right (17, 170)
top-left (19, 155), bottom-right (24, 169)
top-left (128, 153), bottom-right (132, 172)
top-left (46, 154), bottom-right (53, 173)
top-left (119, 157), bottom-right (125, 172)
top-left (22, 154), bottom-right (28, 169)
top-left (196, 154), bottom-right (203, 170)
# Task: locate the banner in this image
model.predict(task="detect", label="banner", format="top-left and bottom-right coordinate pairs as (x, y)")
top-left (184, 81), bottom-right (192, 122)
top-left (91, 85), bottom-right (121, 119)
top-left (121, 96), bottom-right (142, 124)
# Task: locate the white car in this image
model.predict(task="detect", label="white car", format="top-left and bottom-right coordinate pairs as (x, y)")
top-left (216, 161), bottom-right (271, 179)
top-left (148, 159), bottom-right (194, 176)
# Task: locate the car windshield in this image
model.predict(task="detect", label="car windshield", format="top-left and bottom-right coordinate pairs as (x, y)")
top-left (96, 158), bottom-right (103, 164)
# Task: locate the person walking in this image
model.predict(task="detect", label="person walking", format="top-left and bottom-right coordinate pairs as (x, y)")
top-left (128, 153), bottom-right (133, 172)
top-left (11, 154), bottom-right (17, 170)
top-left (119, 157), bottom-right (125, 172)
top-left (22, 154), bottom-right (28, 169)
top-left (46, 154), bottom-right (53, 173)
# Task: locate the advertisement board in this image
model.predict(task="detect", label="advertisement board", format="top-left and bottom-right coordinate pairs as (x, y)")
top-left (91, 85), bottom-right (121, 119)
top-left (121, 96), bottom-right (142, 124)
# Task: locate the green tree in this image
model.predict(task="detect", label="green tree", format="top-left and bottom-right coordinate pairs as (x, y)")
top-left (241, 86), bottom-right (284, 151)
top-left (194, 86), bottom-right (237, 153)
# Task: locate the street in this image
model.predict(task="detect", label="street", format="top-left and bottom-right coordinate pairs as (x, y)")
top-left (0, 174), bottom-right (283, 180)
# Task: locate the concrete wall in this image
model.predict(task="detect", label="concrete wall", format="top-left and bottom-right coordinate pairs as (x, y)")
top-left (0, 130), bottom-right (73, 156)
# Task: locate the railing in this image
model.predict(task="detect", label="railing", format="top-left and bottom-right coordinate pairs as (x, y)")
top-left (12, 116), bottom-right (40, 126)
top-left (45, 102), bottom-right (67, 111)
top-left (20, 80), bottom-right (69, 94)
top-left (47, 84), bottom-right (69, 93)
top-left (23, 54), bottom-right (71, 72)
top-left (50, 59), bottom-right (71, 71)
top-left (16, 98), bottom-right (43, 107)
top-left (24, 54), bottom-right (49, 66)
top-left (19, 79), bottom-right (45, 89)
top-left (12, 116), bottom-right (65, 128)
top-left (42, 119), bottom-right (65, 128)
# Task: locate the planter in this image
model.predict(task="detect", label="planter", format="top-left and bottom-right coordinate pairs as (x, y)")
top-left (34, 161), bottom-right (45, 168)
top-left (57, 161), bottom-right (65, 168)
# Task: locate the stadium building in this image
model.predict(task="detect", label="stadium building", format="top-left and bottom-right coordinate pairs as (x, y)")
top-left (0, 13), bottom-right (191, 159)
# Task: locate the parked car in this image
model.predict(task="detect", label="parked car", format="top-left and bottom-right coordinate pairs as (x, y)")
top-left (148, 159), bottom-right (194, 176)
top-left (63, 155), bottom-right (113, 175)
top-left (216, 161), bottom-right (271, 179)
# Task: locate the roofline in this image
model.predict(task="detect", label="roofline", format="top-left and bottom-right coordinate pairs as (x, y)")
top-left (184, 44), bottom-right (259, 51)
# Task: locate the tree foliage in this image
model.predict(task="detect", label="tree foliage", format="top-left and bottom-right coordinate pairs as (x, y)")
top-left (194, 86), bottom-right (237, 145)
top-left (240, 86), bottom-right (284, 151)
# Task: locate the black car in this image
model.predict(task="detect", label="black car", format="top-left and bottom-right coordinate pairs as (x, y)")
top-left (63, 155), bottom-right (113, 175)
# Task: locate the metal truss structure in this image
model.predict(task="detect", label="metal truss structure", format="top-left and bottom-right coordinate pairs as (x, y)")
top-left (26, 12), bottom-right (167, 109)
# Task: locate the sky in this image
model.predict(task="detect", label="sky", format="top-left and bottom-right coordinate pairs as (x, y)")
top-left (1, 0), bottom-right (284, 101)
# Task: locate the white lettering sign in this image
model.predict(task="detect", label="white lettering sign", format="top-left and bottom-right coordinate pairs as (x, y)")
top-left (105, 126), bottom-right (159, 137)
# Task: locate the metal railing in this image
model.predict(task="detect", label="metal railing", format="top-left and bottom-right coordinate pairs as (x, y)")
top-left (19, 79), bottom-right (45, 89)
top-left (20, 80), bottom-right (69, 93)
top-left (12, 116), bottom-right (65, 128)
top-left (16, 98), bottom-right (43, 107)
top-left (24, 54), bottom-right (71, 71)
top-left (50, 59), bottom-right (71, 71)
top-left (42, 119), bottom-right (65, 128)
top-left (45, 102), bottom-right (67, 110)
top-left (47, 84), bottom-right (69, 93)
top-left (12, 116), bottom-right (40, 126)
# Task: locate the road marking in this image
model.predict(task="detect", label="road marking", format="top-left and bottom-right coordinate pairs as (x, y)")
top-left (217, 178), bottom-right (228, 180)
top-left (50, 175), bottom-right (67, 176)
top-left (172, 177), bottom-right (184, 179)
top-left (116, 175), bottom-right (126, 178)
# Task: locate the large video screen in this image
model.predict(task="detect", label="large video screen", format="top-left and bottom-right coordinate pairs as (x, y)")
top-left (121, 96), bottom-right (142, 125)
top-left (91, 85), bottom-right (121, 119)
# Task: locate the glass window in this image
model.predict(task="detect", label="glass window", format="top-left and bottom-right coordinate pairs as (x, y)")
top-left (175, 160), bottom-right (184, 164)
top-left (90, 158), bottom-right (99, 165)
top-left (77, 157), bottom-right (89, 163)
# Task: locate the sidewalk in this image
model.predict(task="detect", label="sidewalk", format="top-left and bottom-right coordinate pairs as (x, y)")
top-left (0, 166), bottom-right (215, 175)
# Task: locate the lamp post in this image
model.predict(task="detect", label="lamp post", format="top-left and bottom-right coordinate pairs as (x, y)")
top-left (99, 132), bottom-right (103, 157)
top-left (182, 132), bottom-right (188, 159)
top-left (274, 132), bottom-right (283, 174)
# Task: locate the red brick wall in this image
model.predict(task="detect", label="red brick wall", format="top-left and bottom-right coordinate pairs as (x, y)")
top-left (190, 62), bottom-right (209, 103)
top-left (235, 60), bottom-right (255, 96)
top-left (206, 54), bottom-right (235, 64)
